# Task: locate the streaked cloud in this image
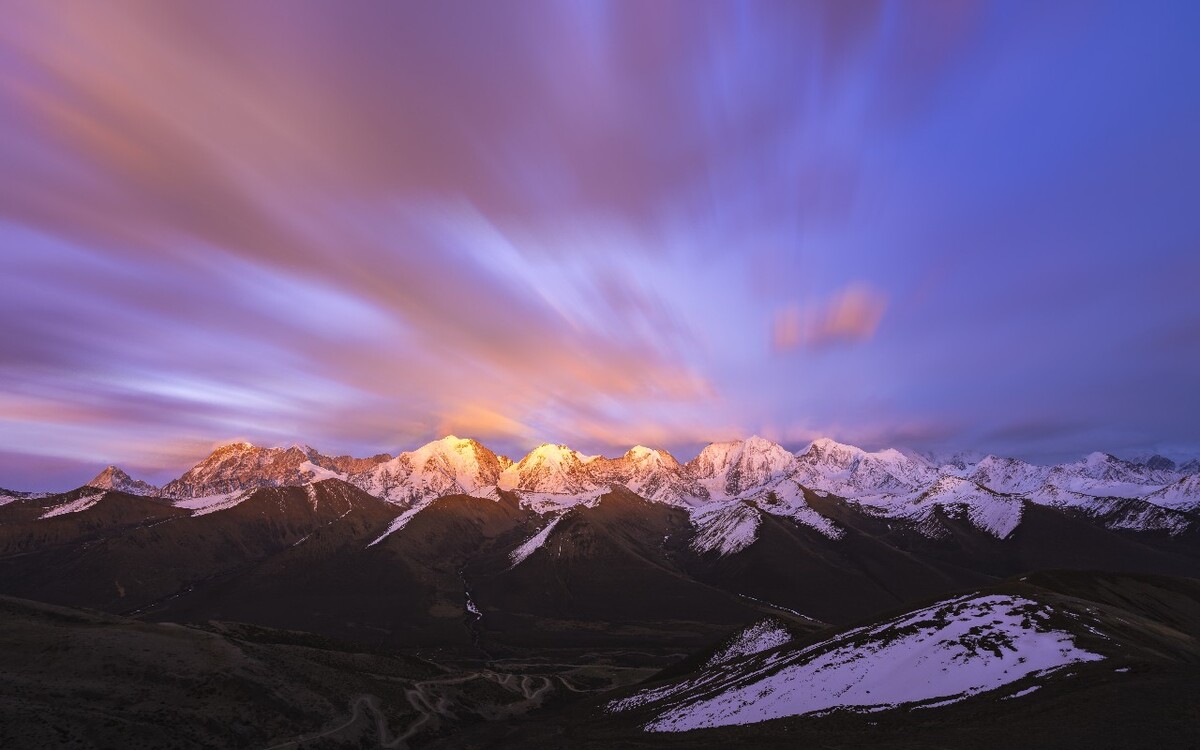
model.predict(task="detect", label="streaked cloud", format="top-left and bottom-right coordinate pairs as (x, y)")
top-left (0, 1), bottom-right (1198, 487)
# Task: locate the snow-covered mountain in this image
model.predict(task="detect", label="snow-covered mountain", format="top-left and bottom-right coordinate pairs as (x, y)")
top-left (856, 476), bottom-right (1024, 540)
top-left (498, 443), bottom-right (602, 495)
top-left (1024, 482), bottom-right (1193, 534)
top-left (45, 434), bottom-right (1198, 554)
top-left (793, 438), bottom-right (939, 497)
top-left (687, 436), bottom-right (797, 499)
top-left (162, 443), bottom-right (345, 498)
top-left (1042, 452), bottom-right (1175, 498)
top-left (86, 466), bottom-right (159, 496)
top-left (353, 435), bottom-right (510, 505)
top-left (965, 455), bottom-right (1051, 494)
top-left (590, 446), bottom-right (706, 506)
top-left (1142, 475), bottom-right (1200, 513)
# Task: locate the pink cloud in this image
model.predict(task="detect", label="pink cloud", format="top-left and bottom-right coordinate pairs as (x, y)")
top-left (772, 284), bottom-right (887, 351)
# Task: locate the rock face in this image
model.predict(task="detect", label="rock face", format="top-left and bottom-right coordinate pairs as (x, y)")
top-left (1144, 455), bottom-right (1178, 472)
top-left (161, 443), bottom-right (334, 498)
top-left (687, 436), bottom-right (797, 498)
top-left (86, 466), bottom-right (159, 496)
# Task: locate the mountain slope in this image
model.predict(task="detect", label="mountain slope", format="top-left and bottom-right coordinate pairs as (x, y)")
top-left (0, 480), bottom-right (400, 617)
top-left (469, 486), bottom-right (795, 649)
top-left (148, 489), bottom-right (531, 649)
top-left (487, 572), bottom-right (1200, 750)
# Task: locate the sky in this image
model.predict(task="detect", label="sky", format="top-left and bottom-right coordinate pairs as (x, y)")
top-left (2, 1), bottom-right (1199, 490)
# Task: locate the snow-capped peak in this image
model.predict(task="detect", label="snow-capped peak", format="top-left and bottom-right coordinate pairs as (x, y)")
top-left (967, 455), bottom-right (1050, 494)
top-left (794, 438), bottom-right (939, 498)
top-left (86, 466), bottom-right (159, 496)
top-left (800, 437), bottom-right (866, 468)
top-left (352, 435), bottom-right (508, 505)
top-left (1044, 451), bottom-right (1175, 497)
top-left (688, 436), bottom-right (797, 498)
top-left (163, 442), bottom-right (344, 499)
top-left (498, 443), bottom-right (600, 494)
top-left (625, 445), bottom-right (675, 466)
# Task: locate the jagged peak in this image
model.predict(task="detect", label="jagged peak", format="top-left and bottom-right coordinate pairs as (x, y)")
top-left (208, 440), bottom-right (261, 456)
top-left (800, 437), bottom-right (866, 458)
top-left (975, 454), bottom-right (1016, 466)
top-left (521, 443), bottom-right (587, 463)
top-left (624, 445), bottom-right (678, 464)
top-left (743, 434), bottom-right (778, 447)
top-left (87, 464), bottom-right (159, 495)
top-left (87, 465), bottom-right (130, 485)
top-left (698, 435), bottom-right (790, 457)
top-left (428, 434), bottom-right (481, 448)
top-left (407, 435), bottom-right (488, 456)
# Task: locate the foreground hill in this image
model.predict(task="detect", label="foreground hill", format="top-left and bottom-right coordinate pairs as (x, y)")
top-left (456, 571), bottom-right (1200, 750)
top-left (1, 572), bottom-right (1196, 749)
top-left (0, 480), bottom-right (402, 615)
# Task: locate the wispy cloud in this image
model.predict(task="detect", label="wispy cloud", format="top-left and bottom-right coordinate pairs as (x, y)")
top-left (772, 284), bottom-right (888, 351)
top-left (1, 2), bottom-right (1198, 487)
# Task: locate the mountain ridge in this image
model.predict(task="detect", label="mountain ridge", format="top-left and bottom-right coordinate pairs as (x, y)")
top-left (15, 436), bottom-right (1200, 544)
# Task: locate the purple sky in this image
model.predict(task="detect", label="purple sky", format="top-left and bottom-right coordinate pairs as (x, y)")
top-left (2, 1), bottom-right (1199, 490)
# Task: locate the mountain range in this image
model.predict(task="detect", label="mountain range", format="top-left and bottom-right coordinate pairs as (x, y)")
top-left (33, 433), bottom-right (1200, 531)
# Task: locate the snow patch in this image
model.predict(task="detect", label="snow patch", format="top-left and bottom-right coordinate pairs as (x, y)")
top-left (40, 490), bottom-right (105, 519)
top-left (690, 501), bottom-right (760, 556)
top-left (856, 478), bottom-right (1023, 540)
top-left (509, 515), bottom-right (563, 567)
top-left (707, 620), bottom-right (793, 667)
top-left (175, 490), bottom-right (252, 516)
top-left (299, 460), bottom-right (343, 483)
top-left (367, 504), bottom-right (425, 546)
top-left (1003, 685), bottom-right (1041, 700)
top-left (515, 488), bottom-right (606, 514)
top-left (745, 479), bottom-right (844, 539)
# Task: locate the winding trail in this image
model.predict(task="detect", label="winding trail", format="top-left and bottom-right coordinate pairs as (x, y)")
top-left (262, 695), bottom-right (376, 750)
top-left (261, 670), bottom-right (560, 750)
